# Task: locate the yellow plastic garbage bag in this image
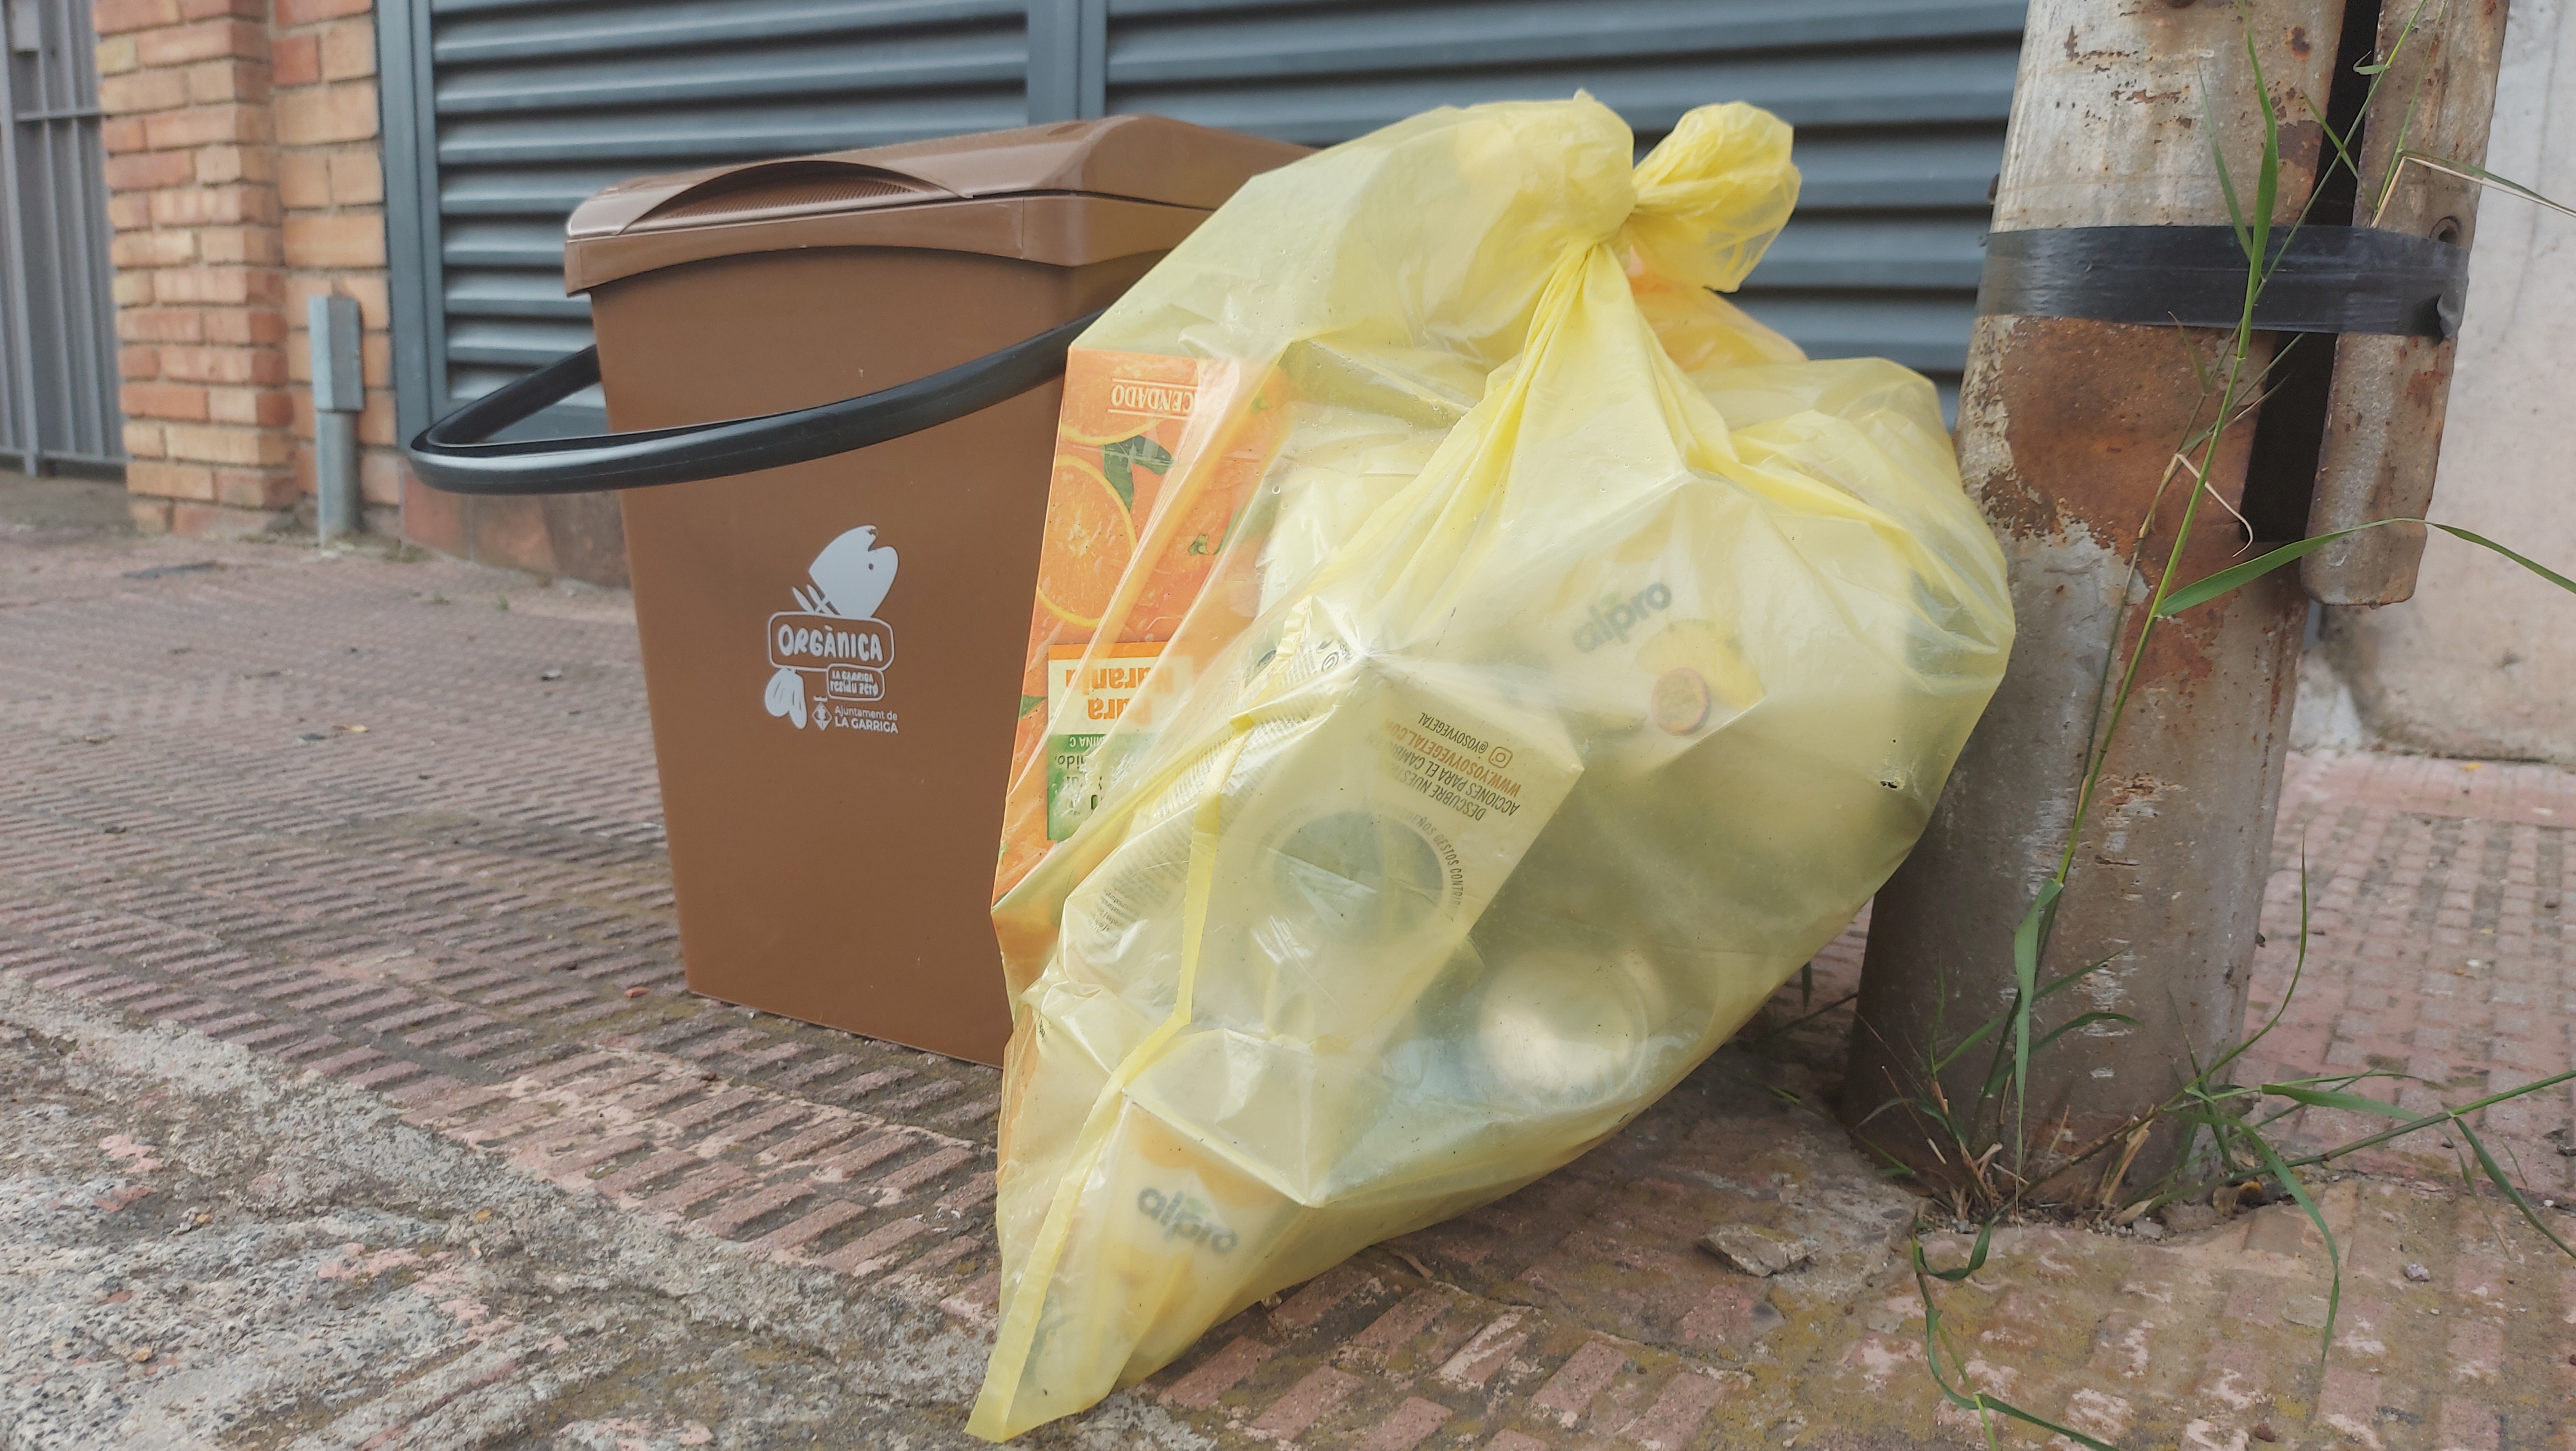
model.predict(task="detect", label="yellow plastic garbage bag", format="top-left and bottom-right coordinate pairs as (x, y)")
top-left (970, 95), bottom-right (2012, 1441)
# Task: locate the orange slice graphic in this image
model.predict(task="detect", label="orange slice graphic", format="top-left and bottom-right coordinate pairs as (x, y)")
top-left (1061, 422), bottom-right (1165, 449)
top-left (1035, 455), bottom-right (1136, 628)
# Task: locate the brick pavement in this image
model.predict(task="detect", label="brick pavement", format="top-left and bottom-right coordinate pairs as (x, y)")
top-left (2242, 753), bottom-right (2576, 1194)
top-left (3, 502), bottom-right (2571, 1449)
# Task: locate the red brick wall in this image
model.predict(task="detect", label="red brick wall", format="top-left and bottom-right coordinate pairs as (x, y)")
top-left (275, 0), bottom-right (401, 521)
top-left (94, 0), bottom-right (396, 539)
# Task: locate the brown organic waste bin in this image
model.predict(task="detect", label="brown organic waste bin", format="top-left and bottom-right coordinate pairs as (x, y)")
top-left (406, 119), bottom-right (1307, 1064)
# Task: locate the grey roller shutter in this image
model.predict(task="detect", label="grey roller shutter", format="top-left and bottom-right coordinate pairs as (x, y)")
top-left (383, 1), bottom-right (2023, 440)
top-left (1097, 0), bottom-right (2024, 407)
top-left (1, 0), bottom-right (121, 472)
top-left (384, 0), bottom-right (1035, 439)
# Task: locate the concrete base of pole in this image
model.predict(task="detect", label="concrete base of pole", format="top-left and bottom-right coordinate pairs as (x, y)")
top-left (315, 410), bottom-right (359, 542)
top-left (1842, 317), bottom-right (2310, 1195)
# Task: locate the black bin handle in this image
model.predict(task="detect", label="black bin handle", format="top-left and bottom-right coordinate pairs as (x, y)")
top-left (406, 307), bottom-right (1107, 496)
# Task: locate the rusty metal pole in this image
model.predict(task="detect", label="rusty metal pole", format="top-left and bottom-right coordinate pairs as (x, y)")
top-left (2304, 0), bottom-right (2511, 602)
top-left (1841, 0), bottom-right (2349, 1188)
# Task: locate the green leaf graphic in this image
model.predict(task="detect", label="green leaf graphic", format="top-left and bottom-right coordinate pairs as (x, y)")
top-left (1100, 435), bottom-right (1175, 510)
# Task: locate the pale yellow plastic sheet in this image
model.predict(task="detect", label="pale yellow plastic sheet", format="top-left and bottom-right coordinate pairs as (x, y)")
top-left (970, 96), bottom-right (2013, 1440)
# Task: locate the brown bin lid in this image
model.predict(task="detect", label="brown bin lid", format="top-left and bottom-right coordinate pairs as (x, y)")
top-left (564, 115), bottom-right (1308, 294)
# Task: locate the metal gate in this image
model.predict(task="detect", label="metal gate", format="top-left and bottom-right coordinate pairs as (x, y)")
top-left (383, 0), bottom-right (2024, 442)
top-left (1, 0), bottom-right (120, 474)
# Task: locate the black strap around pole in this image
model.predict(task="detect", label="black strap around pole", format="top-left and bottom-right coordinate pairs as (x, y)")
top-left (1978, 225), bottom-right (2467, 338)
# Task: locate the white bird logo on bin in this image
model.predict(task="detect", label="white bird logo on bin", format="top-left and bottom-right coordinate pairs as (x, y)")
top-left (765, 526), bottom-right (898, 730)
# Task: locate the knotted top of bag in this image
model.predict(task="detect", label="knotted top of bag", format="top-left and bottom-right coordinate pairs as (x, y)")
top-left (1622, 101), bottom-right (1799, 293)
top-left (1077, 96), bottom-right (1801, 370)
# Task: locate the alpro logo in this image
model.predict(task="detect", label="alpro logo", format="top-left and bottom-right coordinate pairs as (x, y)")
top-left (1136, 1186), bottom-right (1238, 1254)
top-left (762, 526), bottom-right (902, 736)
top-left (1572, 582), bottom-right (1672, 653)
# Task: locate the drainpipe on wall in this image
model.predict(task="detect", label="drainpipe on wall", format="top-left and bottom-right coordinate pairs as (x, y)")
top-left (310, 294), bottom-right (363, 542)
